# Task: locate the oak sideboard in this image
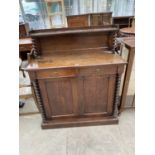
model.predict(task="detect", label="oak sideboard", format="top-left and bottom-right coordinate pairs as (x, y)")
top-left (26, 26), bottom-right (126, 129)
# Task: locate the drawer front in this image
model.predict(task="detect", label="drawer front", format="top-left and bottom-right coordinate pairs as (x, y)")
top-left (36, 68), bottom-right (77, 79)
top-left (79, 66), bottom-right (117, 76)
top-left (36, 66), bottom-right (117, 79)
top-left (19, 44), bottom-right (31, 51)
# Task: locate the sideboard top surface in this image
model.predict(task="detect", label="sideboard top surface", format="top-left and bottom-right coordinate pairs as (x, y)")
top-left (26, 50), bottom-right (126, 71)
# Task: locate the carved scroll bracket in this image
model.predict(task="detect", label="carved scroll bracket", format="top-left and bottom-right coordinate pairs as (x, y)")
top-left (27, 39), bottom-right (40, 63)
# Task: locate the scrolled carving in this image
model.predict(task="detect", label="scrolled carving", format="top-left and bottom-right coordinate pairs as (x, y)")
top-left (32, 80), bottom-right (46, 122)
top-left (113, 74), bottom-right (121, 118)
top-left (27, 38), bottom-right (41, 63)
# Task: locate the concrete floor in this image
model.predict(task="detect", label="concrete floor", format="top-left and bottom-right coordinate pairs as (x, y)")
top-left (19, 109), bottom-right (134, 155)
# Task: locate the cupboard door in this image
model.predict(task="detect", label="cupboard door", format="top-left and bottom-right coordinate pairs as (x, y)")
top-left (38, 77), bottom-right (76, 119)
top-left (77, 75), bottom-right (116, 116)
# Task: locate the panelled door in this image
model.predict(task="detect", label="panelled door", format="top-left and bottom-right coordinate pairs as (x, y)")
top-left (38, 77), bottom-right (77, 119)
top-left (38, 69), bottom-right (117, 119)
top-left (76, 75), bottom-right (116, 117)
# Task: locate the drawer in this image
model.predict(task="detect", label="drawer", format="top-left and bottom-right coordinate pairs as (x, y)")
top-left (36, 66), bottom-right (117, 79)
top-left (79, 66), bottom-right (117, 76)
top-left (19, 44), bottom-right (31, 52)
top-left (36, 68), bottom-right (77, 79)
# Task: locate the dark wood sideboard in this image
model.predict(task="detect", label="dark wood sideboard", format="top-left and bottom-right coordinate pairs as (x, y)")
top-left (67, 12), bottom-right (112, 27)
top-left (19, 23), bottom-right (32, 60)
top-left (26, 26), bottom-right (126, 129)
top-left (112, 16), bottom-right (134, 28)
top-left (19, 23), bottom-right (29, 39)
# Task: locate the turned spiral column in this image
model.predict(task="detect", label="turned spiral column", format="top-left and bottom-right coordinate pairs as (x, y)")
top-left (112, 32), bottom-right (117, 54)
top-left (31, 39), bottom-right (38, 58)
top-left (113, 74), bottom-right (121, 118)
top-left (32, 80), bottom-right (46, 122)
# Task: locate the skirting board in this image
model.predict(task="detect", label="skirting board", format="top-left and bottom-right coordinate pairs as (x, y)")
top-left (41, 116), bottom-right (118, 129)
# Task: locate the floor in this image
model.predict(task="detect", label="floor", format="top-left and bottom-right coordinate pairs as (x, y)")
top-left (19, 109), bottom-right (135, 155)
